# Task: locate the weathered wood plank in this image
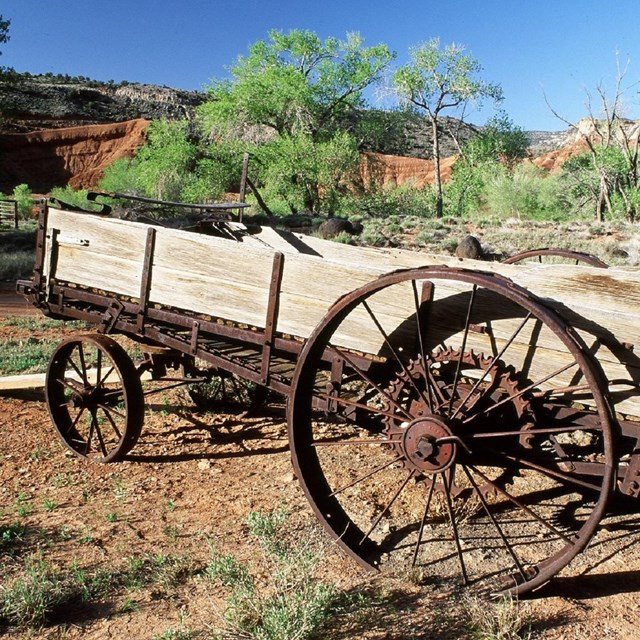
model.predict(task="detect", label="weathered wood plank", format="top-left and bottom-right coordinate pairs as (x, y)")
top-left (42, 209), bottom-right (640, 418)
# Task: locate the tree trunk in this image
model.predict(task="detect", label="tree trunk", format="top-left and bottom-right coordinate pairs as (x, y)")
top-left (431, 117), bottom-right (443, 218)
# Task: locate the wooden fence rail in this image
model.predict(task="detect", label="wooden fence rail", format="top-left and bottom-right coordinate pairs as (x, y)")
top-left (0, 200), bottom-right (18, 229)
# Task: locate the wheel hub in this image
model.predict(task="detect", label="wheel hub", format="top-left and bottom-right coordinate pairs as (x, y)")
top-left (401, 414), bottom-right (456, 473)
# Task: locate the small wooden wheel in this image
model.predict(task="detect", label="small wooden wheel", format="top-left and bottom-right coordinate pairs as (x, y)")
top-left (289, 266), bottom-right (614, 596)
top-left (46, 334), bottom-right (144, 462)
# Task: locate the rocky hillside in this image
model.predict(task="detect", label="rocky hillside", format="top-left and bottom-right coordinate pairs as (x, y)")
top-left (0, 74), bottom-right (205, 133)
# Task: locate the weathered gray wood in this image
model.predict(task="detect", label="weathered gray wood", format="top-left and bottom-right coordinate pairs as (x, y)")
top-left (43, 208), bottom-right (640, 418)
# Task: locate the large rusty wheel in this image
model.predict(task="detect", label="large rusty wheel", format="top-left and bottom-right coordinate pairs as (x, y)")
top-left (502, 248), bottom-right (608, 268)
top-left (46, 334), bottom-right (144, 462)
top-left (288, 267), bottom-right (614, 596)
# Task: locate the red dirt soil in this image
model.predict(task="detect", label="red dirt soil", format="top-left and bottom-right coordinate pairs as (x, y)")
top-left (1, 292), bottom-right (640, 639)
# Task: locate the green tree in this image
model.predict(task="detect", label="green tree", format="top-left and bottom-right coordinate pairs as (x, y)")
top-left (199, 29), bottom-right (394, 214)
top-left (446, 113), bottom-right (528, 216)
top-left (393, 39), bottom-right (503, 217)
top-left (463, 113), bottom-right (528, 168)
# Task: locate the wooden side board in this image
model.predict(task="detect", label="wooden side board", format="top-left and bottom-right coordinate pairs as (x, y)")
top-left (43, 209), bottom-right (640, 417)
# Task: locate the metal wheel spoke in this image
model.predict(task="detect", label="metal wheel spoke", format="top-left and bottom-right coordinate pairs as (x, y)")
top-left (77, 343), bottom-right (89, 385)
top-left (412, 479), bottom-right (437, 567)
top-left (468, 464), bottom-right (573, 544)
top-left (312, 437), bottom-right (402, 447)
top-left (411, 280), bottom-right (433, 412)
top-left (448, 285), bottom-right (477, 416)
top-left (101, 407), bottom-right (123, 441)
top-left (329, 455), bottom-right (404, 497)
top-left (461, 465), bottom-right (528, 580)
top-left (58, 376), bottom-right (85, 394)
top-left (532, 384), bottom-right (592, 399)
top-left (494, 450), bottom-right (603, 492)
top-left (362, 299), bottom-right (431, 409)
top-left (442, 470), bottom-right (469, 585)
top-left (361, 470), bottom-right (416, 543)
top-left (67, 406), bottom-right (86, 433)
top-left (65, 357), bottom-right (85, 386)
top-left (451, 312), bottom-right (533, 420)
top-left (97, 365), bottom-right (116, 389)
top-left (463, 361), bottom-right (579, 425)
top-left (313, 390), bottom-right (405, 423)
top-left (143, 379), bottom-right (194, 398)
top-left (96, 349), bottom-right (102, 389)
top-left (96, 403), bottom-right (126, 420)
top-left (85, 409), bottom-right (96, 454)
top-left (332, 346), bottom-right (413, 420)
top-left (92, 409), bottom-right (108, 457)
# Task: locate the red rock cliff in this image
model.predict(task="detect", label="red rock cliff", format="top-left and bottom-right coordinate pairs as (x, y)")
top-left (0, 119), bottom-right (150, 193)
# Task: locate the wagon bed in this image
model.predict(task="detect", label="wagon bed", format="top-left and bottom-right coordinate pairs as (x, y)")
top-left (18, 196), bottom-right (640, 598)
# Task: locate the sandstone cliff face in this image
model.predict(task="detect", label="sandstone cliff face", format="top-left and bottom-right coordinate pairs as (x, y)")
top-left (360, 152), bottom-right (457, 188)
top-left (0, 119), bottom-right (150, 193)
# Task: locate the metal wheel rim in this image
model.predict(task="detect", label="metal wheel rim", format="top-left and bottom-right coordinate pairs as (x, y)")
top-left (46, 333), bottom-right (144, 462)
top-left (288, 266), bottom-right (614, 596)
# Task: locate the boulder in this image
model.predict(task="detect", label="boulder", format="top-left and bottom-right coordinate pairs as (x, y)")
top-left (455, 235), bottom-right (484, 259)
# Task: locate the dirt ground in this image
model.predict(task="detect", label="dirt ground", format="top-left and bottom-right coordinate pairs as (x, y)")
top-left (1, 290), bottom-right (640, 640)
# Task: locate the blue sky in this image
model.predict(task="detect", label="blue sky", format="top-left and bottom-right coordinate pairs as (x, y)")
top-left (2, 1), bottom-right (640, 131)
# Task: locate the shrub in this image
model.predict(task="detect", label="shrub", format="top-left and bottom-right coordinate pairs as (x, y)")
top-left (11, 184), bottom-right (33, 219)
top-left (205, 509), bottom-right (339, 640)
top-left (347, 183), bottom-right (438, 219)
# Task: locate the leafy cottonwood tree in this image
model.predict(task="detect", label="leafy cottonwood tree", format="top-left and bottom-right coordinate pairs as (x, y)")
top-left (199, 29), bottom-right (394, 214)
top-left (393, 39), bottom-right (503, 217)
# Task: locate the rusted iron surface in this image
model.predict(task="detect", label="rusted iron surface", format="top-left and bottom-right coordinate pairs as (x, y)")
top-left (502, 247), bottom-right (609, 268)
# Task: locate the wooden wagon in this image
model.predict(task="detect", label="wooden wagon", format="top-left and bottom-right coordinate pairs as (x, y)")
top-left (17, 194), bottom-right (640, 597)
